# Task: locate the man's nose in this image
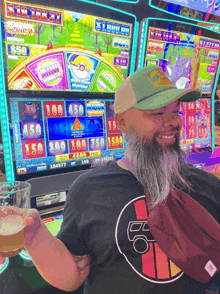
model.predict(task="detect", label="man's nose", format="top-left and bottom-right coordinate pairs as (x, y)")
top-left (163, 114), bottom-right (181, 129)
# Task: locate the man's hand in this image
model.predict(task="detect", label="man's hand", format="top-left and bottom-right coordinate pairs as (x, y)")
top-left (0, 207), bottom-right (42, 259)
top-left (22, 208), bottom-right (42, 246)
top-left (216, 89), bottom-right (220, 100)
top-left (0, 257), bottom-right (6, 264)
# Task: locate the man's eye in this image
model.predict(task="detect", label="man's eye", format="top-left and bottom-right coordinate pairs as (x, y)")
top-left (153, 112), bottom-right (164, 115)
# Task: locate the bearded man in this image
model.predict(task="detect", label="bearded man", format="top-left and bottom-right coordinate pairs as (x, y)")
top-left (1, 66), bottom-right (220, 294)
top-left (114, 66), bottom-right (194, 207)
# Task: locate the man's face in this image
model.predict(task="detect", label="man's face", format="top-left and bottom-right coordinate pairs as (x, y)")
top-left (123, 100), bottom-right (182, 150)
top-left (115, 99), bottom-right (191, 206)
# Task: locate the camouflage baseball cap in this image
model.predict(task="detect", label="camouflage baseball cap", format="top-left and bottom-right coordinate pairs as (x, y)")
top-left (114, 66), bottom-right (201, 114)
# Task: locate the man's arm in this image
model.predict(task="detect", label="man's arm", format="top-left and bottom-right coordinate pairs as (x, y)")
top-left (25, 221), bottom-right (90, 292)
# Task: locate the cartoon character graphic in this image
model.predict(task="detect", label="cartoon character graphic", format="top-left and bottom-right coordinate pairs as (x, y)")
top-left (166, 54), bottom-right (191, 89)
top-left (68, 54), bottom-right (94, 80)
top-left (23, 102), bottom-right (39, 119)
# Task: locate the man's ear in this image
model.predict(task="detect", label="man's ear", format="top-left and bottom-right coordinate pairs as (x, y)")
top-left (114, 113), bottom-right (128, 133)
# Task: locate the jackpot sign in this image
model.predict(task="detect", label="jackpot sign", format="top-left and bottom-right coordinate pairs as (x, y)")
top-left (199, 38), bottom-right (220, 50)
top-left (149, 28), bottom-right (181, 44)
top-left (94, 18), bottom-right (131, 37)
top-left (4, 1), bottom-right (63, 26)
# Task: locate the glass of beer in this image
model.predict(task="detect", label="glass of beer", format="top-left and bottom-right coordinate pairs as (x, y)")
top-left (0, 181), bottom-right (31, 257)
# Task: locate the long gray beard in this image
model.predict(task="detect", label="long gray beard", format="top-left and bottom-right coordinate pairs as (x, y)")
top-left (124, 127), bottom-right (192, 207)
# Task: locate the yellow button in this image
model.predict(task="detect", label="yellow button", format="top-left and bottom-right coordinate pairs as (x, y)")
top-left (89, 151), bottom-right (101, 157)
top-left (55, 154), bottom-right (69, 162)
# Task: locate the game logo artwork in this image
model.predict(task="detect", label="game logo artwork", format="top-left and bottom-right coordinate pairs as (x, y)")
top-left (179, 7), bottom-right (204, 21)
top-left (10, 97), bottom-right (125, 175)
top-left (145, 27), bottom-right (220, 96)
top-left (164, 0), bottom-right (220, 17)
top-left (151, 0), bottom-right (220, 23)
top-left (2, 0), bottom-right (132, 93)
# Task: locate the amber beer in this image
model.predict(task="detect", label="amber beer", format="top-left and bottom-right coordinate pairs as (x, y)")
top-left (0, 214), bottom-right (26, 257)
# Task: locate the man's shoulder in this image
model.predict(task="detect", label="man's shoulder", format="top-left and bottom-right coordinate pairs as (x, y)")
top-left (184, 164), bottom-right (220, 219)
top-left (186, 164), bottom-right (220, 202)
top-left (187, 164), bottom-right (220, 186)
top-left (76, 160), bottom-right (123, 178)
top-left (69, 160), bottom-right (131, 191)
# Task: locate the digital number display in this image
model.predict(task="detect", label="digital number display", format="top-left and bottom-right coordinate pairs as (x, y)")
top-left (69, 139), bottom-right (88, 153)
top-left (22, 139), bottom-right (46, 159)
top-left (7, 44), bottom-right (30, 57)
top-left (107, 135), bottom-right (123, 149)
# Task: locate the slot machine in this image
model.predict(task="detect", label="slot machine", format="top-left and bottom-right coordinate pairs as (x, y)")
top-left (149, 0), bottom-right (220, 25)
top-left (0, 0), bottom-right (220, 292)
top-left (0, 0), bottom-right (138, 292)
top-left (0, 119), bottom-right (6, 182)
top-left (214, 75), bottom-right (220, 147)
top-left (137, 17), bottom-right (220, 169)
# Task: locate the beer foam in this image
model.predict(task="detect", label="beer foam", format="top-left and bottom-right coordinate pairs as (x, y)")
top-left (0, 215), bottom-right (25, 236)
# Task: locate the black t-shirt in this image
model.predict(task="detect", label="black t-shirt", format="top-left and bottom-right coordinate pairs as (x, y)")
top-left (56, 161), bottom-right (220, 294)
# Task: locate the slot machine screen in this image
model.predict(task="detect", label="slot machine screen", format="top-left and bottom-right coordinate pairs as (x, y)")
top-left (149, 0), bottom-right (220, 24)
top-left (2, 0), bottom-right (134, 93)
top-left (0, 121), bottom-right (4, 154)
top-left (143, 21), bottom-right (220, 97)
top-left (42, 214), bottom-right (63, 236)
top-left (9, 97), bottom-right (125, 178)
top-left (139, 19), bottom-right (217, 152)
top-left (179, 98), bottom-right (212, 152)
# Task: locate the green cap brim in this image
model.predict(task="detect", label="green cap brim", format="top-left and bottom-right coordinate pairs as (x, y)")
top-left (132, 88), bottom-right (201, 110)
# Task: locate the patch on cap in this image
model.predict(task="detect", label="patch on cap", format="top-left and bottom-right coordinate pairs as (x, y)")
top-left (148, 68), bottom-right (173, 87)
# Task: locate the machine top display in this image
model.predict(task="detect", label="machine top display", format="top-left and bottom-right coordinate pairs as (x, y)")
top-left (1, 0), bottom-right (135, 94)
top-left (149, 0), bottom-right (220, 24)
